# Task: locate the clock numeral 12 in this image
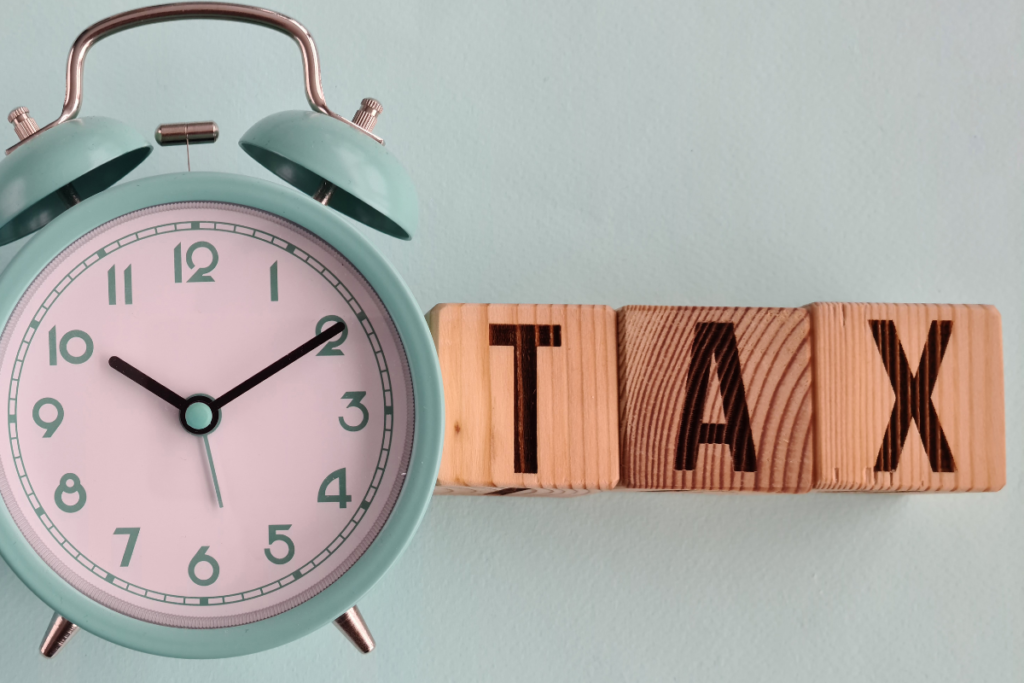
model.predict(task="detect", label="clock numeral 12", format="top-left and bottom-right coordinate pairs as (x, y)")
top-left (107, 265), bottom-right (133, 305)
top-left (114, 527), bottom-right (140, 567)
top-left (174, 241), bottom-right (219, 283)
top-left (48, 327), bottom-right (94, 366)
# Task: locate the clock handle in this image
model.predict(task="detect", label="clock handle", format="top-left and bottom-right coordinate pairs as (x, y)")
top-left (7, 2), bottom-right (380, 154)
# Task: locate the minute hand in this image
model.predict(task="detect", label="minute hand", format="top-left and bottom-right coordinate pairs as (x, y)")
top-left (213, 322), bottom-right (346, 409)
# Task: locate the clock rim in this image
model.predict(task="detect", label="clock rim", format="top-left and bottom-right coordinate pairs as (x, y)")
top-left (0, 172), bottom-right (444, 658)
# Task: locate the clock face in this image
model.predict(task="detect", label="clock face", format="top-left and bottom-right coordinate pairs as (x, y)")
top-left (0, 202), bottom-right (414, 629)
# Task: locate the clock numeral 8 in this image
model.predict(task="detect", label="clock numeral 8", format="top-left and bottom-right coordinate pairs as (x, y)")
top-left (174, 241), bottom-right (219, 283)
top-left (47, 327), bottom-right (93, 366)
top-left (264, 525), bottom-right (295, 565)
top-left (54, 473), bottom-right (86, 513)
top-left (32, 397), bottom-right (64, 437)
top-left (315, 315), bottom-right (348, 355)
top-left (188, 546), bottom-right (220, 586)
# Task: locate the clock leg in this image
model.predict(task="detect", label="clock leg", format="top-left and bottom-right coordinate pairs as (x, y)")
top-left (39, 612), bottom-right (79, 658)
top-left (333, 605), bottom-right (375, 654)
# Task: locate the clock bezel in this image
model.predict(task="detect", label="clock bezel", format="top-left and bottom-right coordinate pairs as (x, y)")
top-left (0, 172), bottom-right (444, 658)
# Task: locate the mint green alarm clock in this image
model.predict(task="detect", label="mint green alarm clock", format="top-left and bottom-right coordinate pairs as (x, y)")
top-left (0, 3), bottom-right (443, 660)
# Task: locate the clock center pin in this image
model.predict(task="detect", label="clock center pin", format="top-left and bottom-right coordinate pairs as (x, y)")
top-left (180, 395), bottom-right (219, 435)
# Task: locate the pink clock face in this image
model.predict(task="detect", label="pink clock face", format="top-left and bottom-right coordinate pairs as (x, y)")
top-left (0, 203), bottom-right (415, 628)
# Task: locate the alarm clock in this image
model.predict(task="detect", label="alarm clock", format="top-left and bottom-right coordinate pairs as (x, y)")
top-left (0, 2), bottom-right (443, 659)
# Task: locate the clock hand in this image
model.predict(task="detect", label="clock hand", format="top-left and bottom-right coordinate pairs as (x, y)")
top-left (108, 356), bottom-right (187, 410)
top-left (201, 434), bottom-right (224, 509)
top-left (212, 321), bottom-right (346, 409)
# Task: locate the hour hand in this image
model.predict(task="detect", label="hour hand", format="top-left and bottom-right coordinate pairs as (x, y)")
top-left (108, 356), bottom-right (187, 410)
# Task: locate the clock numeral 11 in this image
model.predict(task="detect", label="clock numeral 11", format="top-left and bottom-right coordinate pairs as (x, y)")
top-left (107, 265), bottom-right (133, 305)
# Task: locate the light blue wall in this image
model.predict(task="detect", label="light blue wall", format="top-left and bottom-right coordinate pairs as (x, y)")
top-left (1, 1), bottom-right (1021, 680)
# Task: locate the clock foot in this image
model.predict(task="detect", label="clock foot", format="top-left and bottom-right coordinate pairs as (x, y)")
top-left (40, 612), bottom-right (78, 658)
top-left (333, 605), bottom-right (375, 654)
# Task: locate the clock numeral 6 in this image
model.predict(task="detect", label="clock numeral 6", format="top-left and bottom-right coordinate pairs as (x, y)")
top-left (32, 398), bottom-right (64, 437)
top-left (188, 546), bottom-right (220, 586)
top-left (264, 524), bottom-right (295, 565)
top-left (114, 527), bottom-right (140, 567)
top-left (317, 468), bottom-right (352, 508)
top-left (338, 391), bottom-right (368, 432)
top-left (315, 315), bottom-right (348, 355)
top-left (54, 473), bottom-right (86, 513)
top-left (174, 241), bottom-right (219, 283)
top-left (47, 327), bottom-right (94, 366)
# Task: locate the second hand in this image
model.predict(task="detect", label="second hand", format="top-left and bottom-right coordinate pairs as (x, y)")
top-left (201, 434), bottom-right (224, 509)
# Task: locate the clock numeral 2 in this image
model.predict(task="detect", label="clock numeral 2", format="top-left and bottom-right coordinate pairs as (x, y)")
top-left (48, 327), bottom-right (94, 366)
top-left (32, 398), bottom-right (64, 437)
top-left (264, 524), bottom-right (295, 565)
top-left (114, 527), bottom-right (140, 567)
top-left (107, 265), bottom-right (133, 305)
top-left (54, 473), bottom-right (86, 513)
top-left (317, 468), bottom-right (352, 508)
top-left (316, 315), bottom-right (348, 355)
top-left (188, 546), bottom-right (220, 586)
top-left (174, 241), bottom-right (219, 283)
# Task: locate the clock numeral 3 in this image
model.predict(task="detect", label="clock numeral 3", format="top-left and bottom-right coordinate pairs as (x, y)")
top-left (188, 546), bottom-right (220, 586)
top-left (48, 327), bottom-right (93, 366)
top-left (174, 241), bottom-right (219, 283)
top-left (317, 468), bottom-right (352, 508)
top-left (114, 527), bottom-right (140, 567)
top-left (264, 524), bottom-right (295, 565)
top-left (338, 391), bottom-right (369, 432)
top-left (107, 265), bottom-right (133, 305)
top-left (32, 397), bottom-right (64, 437)
top-left (315, 315), bottom-right (348, 355)
top-left (54, 473), bottom-right (86, 513)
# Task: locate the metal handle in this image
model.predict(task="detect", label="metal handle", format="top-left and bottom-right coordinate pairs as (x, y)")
top-left (11, 2), bottom-right (380, 152)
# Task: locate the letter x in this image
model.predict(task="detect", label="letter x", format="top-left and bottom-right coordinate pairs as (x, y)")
top-left (870, 319), bottom-right (956, 473)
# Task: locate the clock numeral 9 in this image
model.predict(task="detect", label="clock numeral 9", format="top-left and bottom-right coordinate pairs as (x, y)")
top-left (54, 473), bottom-right (86, 513)
top-left (32, 398), bottom-right (64, 437)
top-left (48, 327), bottom-right (94, 366)
top-left (174, 241), bottom-right (219, 283)
top-left (315, 315), bottom-right (348, 355)
top-left (264, 524), bottom-right (295, 565)
top-left (338, 391), bottom-right (369, 432)
top-left (317, 468), bottom-right (352, 508)
top-left (188, 546), bottom-right (220, 586)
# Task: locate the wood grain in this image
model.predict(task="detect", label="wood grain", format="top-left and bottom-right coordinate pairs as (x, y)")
top-left (618, 306), bottom-right (814, 492)
top-left (809, 303), bottom-right (1005, 491)
top-left (428, 304), bottom-right (619, 495)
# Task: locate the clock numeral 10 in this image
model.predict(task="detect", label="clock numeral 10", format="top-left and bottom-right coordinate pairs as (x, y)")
top-left (317, 468), bottom-right (352, 508)
top-left (32, 398), bottom-right (64, 437)
top-left (174, 241), bottom-right (219, 283)
top-left (188, 546), bottom-right (220, 586)
top-left (107, 265), bottom-right (133, 305)
top-left (114, 527), bottom-right (140, 567)
top-left (264, 524), bottom-right (295, 565)
top-left (48, 327), bottom-right (94, 366)
top-left (54, 473), bottom-right (86, 513)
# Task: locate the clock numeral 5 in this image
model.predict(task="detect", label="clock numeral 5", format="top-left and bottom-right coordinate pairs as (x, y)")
top-left (107, 265), bottom-right (133, 305)
top-left (317, 468), bottom-right (352, 508)
top-left (48, 327), bottom-right (93, 366)
top-left (114, 527), bottom-right (140, 567)
top-left (315, 315), bottom-right (348, 355)
top-left (188, 546), bottom-right (220, 586)
top-left (54, 473), bottom-right (86, 513)
top-left (174, 241), bottom-right (219, 283)
top-left (32, 398), bottom-right (64, 437)
top-left (338, 391), bottom-right (368, 432)
top-left (264, 524), bottom-right (295, 565)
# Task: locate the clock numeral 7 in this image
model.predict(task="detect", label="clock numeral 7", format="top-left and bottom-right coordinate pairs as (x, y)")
top-left (107, 265), bottom-right (133, 305)
top-left (174, 241), bottom-right (219, 283)
top-left (264, 524), bottom-right (295, 565)
top-left (48, 327), bottom-right (93, 366)
top-left (114, 527), bottom-right (140, 567)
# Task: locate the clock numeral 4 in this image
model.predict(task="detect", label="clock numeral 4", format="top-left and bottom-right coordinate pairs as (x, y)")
top-left (174, 241), bottom-right (219, 283)
top-left (54, 473), bottom-right (86, 513)
top-left (315, 315), bottom-right (348, 355)
top-left (32, 398), bottom-right (64, 437)
top-left (114, 527), bottom-right (140, 567)
top-left (48, 327), bottom-right (94, 366)
top-left (317, 468), bottom-right (352, 508)
top-left (339, 391), bottom-right (369, 432)
top-left (188, 546), bottom-right (220, 586)
top-left (264, 524), bottom-right (295, 565)
top-left (107, 265), bottom-right (133, 305)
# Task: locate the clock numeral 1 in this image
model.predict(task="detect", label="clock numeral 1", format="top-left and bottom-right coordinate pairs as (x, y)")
top-left (113, 527), bottom-right (140, 567)
top-left (54, 473), bottom-right (86, 513)
top-left (107, 265), bottom-right (133, 305)
top-left (32, 398), bottom-right (64, 437)
top-left (174, 241), bottom-right (219, 283)
top-left (339, 391), bottom-right (369, 432)
top-left (188, 546), bottom-right (220, 586)
top-left (264, 524), bottom-right (295, 565)
top-left (317, 468), bottom-right (352, 508)
top-left (315, 315), bottom-right (347, 355)
top-left (270, 261), bottom-right (279, 302)
top-left (47, 327), bottom-right (94, 366)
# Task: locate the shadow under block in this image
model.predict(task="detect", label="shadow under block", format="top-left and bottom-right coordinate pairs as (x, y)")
top-left (809, 303), bottom-right (1005, 492)
top-left (618, 307), bottom-right (814, 492)
top-left (428, 304), bottom-right (619, 495)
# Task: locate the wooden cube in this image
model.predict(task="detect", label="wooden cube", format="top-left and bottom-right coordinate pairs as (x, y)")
top-left (809, 303), bottom-right (1005, 491)
top-left (618, 306), bottom-right (814, 492)
top-left (428, 304), bottom-right (619, 495)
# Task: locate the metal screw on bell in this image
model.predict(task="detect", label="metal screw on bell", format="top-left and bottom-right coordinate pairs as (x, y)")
top-left (351, 98), bottom-right (383, 134)
top-left (8, 107), bottom-right (39, 141)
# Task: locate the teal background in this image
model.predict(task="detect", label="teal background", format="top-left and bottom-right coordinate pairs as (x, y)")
top-left (0, 0), bottom-right (1021, 680)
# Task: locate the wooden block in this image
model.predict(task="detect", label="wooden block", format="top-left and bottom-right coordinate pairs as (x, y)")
top-left (618, 306), bottom-right (814, 492)
top-left (809, 303), bottom-right (1004, 491)
top-left (428, 304), bottom-right (619, 494)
